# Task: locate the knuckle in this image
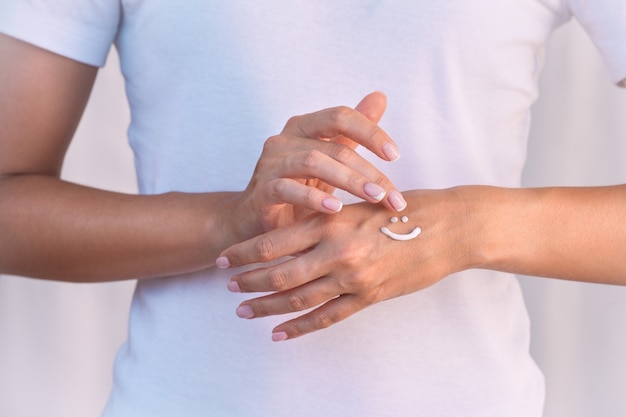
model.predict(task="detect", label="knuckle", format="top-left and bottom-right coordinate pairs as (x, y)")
top-left (364, 285), bottom-right (386, 305)
top-left (302, 186), bottom-right (318, 207)
top-left (287, 291), bottom-right (307, 311)
top-left (328, 106), bottom-right (353, 128)
top-left (300, 149), bottom-right (323, 170)
top-left (263, 135), bottom-right (282, 151)
top-left (329, 142), bottom-right (354, 163)
top-left (365, 123), bottom-right (382, 145)
top-left (285, 114), bottom-right (302, 128)
top-left (268, 269), bottom-right (288, 291)
top-left (372, 171), bottom-right (391, 188)
top-left (268, 178), bottom-right (287, 199)
top-left (335, 244), bottom-right (363, 268)
top-left (345, 173), bottom-right (366, 195)
top-left (314, 312), bottom-right (334, 329)
top-left (345, 271), bottom-right (368, 290)
top-left (254, 236), bottom-right (275, 261)
top-left (335, 267), bottom-right (371, 294)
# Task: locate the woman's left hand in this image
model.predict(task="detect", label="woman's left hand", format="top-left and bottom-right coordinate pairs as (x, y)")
top-left (217, 189), bottom-right (475, 341)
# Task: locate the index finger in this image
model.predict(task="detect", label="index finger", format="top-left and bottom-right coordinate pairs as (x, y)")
top-left (283, 106), bottom-right (400, 162)
top-left (331, 91), bottom-right (389, 150)
top-left (216, 219), bottom-right (321, 269)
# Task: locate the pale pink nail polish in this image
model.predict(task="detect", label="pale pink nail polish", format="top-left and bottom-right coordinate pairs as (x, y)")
top-left (271, 331), bottom-right (288, 342)
top-left (227, 281), bottom-right (241, 293)
top-left (322, 197), bottom-right (343, 212)
top-left (388, 190), bottom-right (407, 211)
top-left (216, 256), bottom-right (231, 269)
top-left (363, 182), bottom-right (386, 202)
top-left (236, 305), bottom-right (255, 319)
top-left (382, 142), bottom-right (400, 161)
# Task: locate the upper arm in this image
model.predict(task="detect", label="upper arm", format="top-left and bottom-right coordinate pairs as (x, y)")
top-left (0, 33), bottom-right (98, 178)
top-left (620, 78), bottom-right (626, 88)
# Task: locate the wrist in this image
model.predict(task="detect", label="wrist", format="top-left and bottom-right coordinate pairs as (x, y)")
top-left (398, 187), bottom-right (481, 274)
top-left (402, 186), bottom-right (512, 273)
top-left (210, 192), bottom-right (254, 248)
top-left (214, 190), bottom-right (285, 251)
top-left (452, 185), bottom-right (536, 272)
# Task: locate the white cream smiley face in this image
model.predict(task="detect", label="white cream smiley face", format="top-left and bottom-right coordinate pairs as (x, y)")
top-left (380, 216), bottom-right (421, 241)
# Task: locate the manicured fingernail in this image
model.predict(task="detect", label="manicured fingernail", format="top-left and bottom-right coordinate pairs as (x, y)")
top-left (227, 280), bottom-right (241, 293)
top-left (216, 256), bottom-right (231, 269)
top-left (363, 182), bottom-right (386, 202)
top-left (236, 305), bottom-right (255, 319)
top-left (388, 190), bottom-right (407, 211)
top-left (382, 142), bottom-right (400, 161)
top-left (321, 197), bottom-right (343, 212)
top-left (272, 331), bottom-right (288, 342)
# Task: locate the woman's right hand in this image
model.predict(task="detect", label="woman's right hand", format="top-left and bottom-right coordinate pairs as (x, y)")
top-left (228, 92), bottom-right (408, 241)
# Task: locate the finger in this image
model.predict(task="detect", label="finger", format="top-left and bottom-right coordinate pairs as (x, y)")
top-left (332, 91), bottom-right (388, 150)
top-left (264, 178), bottom-right (343, 213)
top-left (270, 294), bottom-right (365, 341)
top-left (263, 135), bottom-right (389, 190)
top-left (234, 275), bottom-right (338, 319)
top-left (278, 148), bottom-right (392, 204)
top-left (308, 178), bottom-right (334, 195)
top-left (263, 134), bottom-right (406, 211)
top-left (324, 93), bottom-right (407, 211)
top-left (282, 105), bottom-right (400, 162)
top-left (229, 251), bottom-right (328, 293)
top-left (218, 220), bottom-right (320, 268)
top-left (355, 91), bottom-right (387, 124)
top-left (279, 92), bottom-right (386, 205)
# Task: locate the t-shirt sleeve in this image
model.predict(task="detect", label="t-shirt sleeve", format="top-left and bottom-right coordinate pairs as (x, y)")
top-left (567, 0), bottom-right (626, 85)
top-left (0, 0), bottom-right (120, 67)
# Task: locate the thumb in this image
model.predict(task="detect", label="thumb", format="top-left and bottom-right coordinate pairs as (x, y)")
top-left (354, 91), bottom-right (387, 124)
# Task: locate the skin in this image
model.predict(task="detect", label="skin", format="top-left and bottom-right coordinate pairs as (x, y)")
top-left (2, 32), bottom-right (626, 343)
top-left (220, 185), bottom-right (626, 341)
top-left (0, 33), bottom-right (404, 282)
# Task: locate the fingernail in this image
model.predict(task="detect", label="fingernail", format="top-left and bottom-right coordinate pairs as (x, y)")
top-left (382, 142), bottom-right (400, 161)
top-left (236, 305), bottom-right (255, 319)
top-left (388, 190), bottom-right (407, 211)
top-left (272, 331), bottom-right (288, 342)
top-left (227, 281), bottom-right (241, 293)
top-left (321, 197), bottom-right (343, 212)
top-left (216, 256), bottom-right (231, 269)
top-left (363, 183), bottom-right (386, 202)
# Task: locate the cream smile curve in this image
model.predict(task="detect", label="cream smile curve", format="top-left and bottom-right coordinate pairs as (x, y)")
top-left (380, 226), bottom-right (422, 241)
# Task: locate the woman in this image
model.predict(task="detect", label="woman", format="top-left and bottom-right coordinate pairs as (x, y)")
top-left (1, 2), bottom-right (625, 416)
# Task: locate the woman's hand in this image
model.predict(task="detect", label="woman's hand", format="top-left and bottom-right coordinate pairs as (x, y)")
top-left (217, 189), bottom-right (477, 341)
top-left (227, 92), bottom-right (407, 243)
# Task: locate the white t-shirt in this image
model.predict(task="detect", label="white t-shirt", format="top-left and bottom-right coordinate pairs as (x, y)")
top-left (1, 1), bottom-right (625, 416)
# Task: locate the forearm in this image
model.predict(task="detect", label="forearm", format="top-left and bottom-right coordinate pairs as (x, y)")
top-left (463, 185), bottom-right (626, 284)
top-left (0, 175), bottom-right (242, 282)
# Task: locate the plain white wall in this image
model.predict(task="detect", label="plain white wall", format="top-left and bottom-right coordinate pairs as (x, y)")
top-left (0, 19), bottom-right (625, 417)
